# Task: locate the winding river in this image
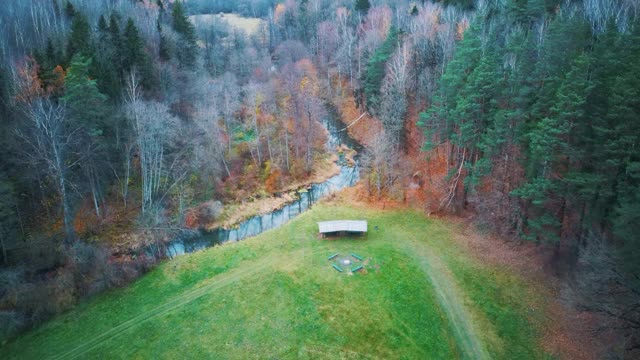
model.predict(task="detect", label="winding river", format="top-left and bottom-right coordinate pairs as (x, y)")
top-left (164, 106), bottom-right (363, 257)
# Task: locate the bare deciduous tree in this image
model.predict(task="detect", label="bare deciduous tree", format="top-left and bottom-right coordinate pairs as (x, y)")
top-left (361, 133), bottom-right (400, 199)
top-left (125, 72), bottom-right (180, 214)
top-left (18, 98), bottom-right (77, 241)
top-left (380, 41), bottom-right (411, 149)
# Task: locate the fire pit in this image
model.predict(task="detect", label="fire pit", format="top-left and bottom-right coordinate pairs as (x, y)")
top-left (328, 253), bottom-right (365, 274)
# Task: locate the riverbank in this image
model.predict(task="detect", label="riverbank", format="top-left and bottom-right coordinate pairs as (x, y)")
top-left (202, 153), bottom-right (343, 230)
top-left (331, 88), bottom-right (383, 147)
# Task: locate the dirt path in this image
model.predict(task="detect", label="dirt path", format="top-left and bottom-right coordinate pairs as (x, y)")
top-left (398, 239), bottom-right (492, 360)
top-left (47, 230), bottom-right (492, 359)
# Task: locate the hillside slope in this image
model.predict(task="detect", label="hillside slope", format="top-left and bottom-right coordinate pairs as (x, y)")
top-left (2, 203), bottom-right (551, 359)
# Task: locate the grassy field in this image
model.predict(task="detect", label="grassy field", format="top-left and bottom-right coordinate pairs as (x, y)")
top-left (1, 203), bottom-right (552, 359)
top-left (190, 14), bottom-right (264, 36)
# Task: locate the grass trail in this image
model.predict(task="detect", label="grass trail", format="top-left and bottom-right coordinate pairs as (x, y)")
top-left (2, 204), bottom-right (549, 359)
top-left (401, 240), bottom-right (491, 360)
top-left (51, 252), bottom-right (286, 360)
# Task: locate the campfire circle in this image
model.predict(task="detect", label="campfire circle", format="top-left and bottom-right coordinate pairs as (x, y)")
top-left (327, 253), bottom-right (366, 274)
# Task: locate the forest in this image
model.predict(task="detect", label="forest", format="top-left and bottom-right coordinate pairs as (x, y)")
top-left (0, 0), bottom-right (638, 358)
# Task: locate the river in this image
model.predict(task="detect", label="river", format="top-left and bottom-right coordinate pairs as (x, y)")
top-left (163, 105), bottom-right (363, 257)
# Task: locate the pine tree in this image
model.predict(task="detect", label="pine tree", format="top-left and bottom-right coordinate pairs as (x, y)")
top-left (63, 55), bottom-right (113, 219)
top-left (514, 54), bottom-right (593, 243)
top-left (0, 178), bottom-right (17, 264)
top-left (35, 38), bottom-right (63, 93)
top-left (172, 0), bottom-right (198, 68)
top-left (157, 19), bottom-right (172, 61)
top-left (607, 26), bottom-right (640, 248)
top-left (355, 0), bottom-right (371, 13)
top-left (0, 67), bottom-right (12, 137)
top-left (67, 12), bottom-right (92, 59)
top-left (107, 13), bottom-right (123, 72)
top-left (122, 19), bottom-right (145, 71)
top-left (98, 15), bottom-right (108, 33)
top-left (63, 55), bottom-right (108, 133)
top-left (93, 15), bottom-right (121, 100)
top-left (65, 1), bottom-right (76, 18)
top-left (420, 21), bottom-right (482, 151)
top-left (364, 27), bottom-right (399, 113)
top-left (121, 18), bottom-right (158, 92)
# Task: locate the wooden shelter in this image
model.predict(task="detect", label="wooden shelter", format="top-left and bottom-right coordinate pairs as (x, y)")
top-left (318, 220), bottom-right (367, 238)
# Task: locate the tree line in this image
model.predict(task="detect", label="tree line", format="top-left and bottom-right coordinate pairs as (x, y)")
top-left (0, 0), bottom-right (638, 354)
top-left (421, 0), bottom-right (639, 353)
top-left (0, 0), bottom-right (335, 339)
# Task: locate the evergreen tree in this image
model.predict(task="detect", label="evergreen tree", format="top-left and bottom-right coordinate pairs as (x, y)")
top-left (122, 19), bottom-right (146, 71)
top-left (438, 0), bottom-right (475, 10)
top-left (0, 67), bottom-right (8, 120)
top-left (67, 12), bottom-right (92, 59)
top-left (63, 55), bottom-right (108, 133)
top-left (607, 27), bottom-right (640, 244)
top-left (98, 15), bottom-right (108, 33)
top-left (34, 38), bottom-right (63, 94)
top-left (355, 0), bottom-right (371, 14)
top-left (0, 178), bottom-right (17, 264)
top-left (0, 67), bottom-right (14, 158)
top-left (297, 0), bottom-right (312, 42)
top-left (171, 0), bottom-right (198, 68)
top-left (65, 1), bottom-right (76, 18)
top-left (364, 27), bottom-right (399, 113)
top-left (121, 18), bottom-right (158, 93)
top-left (157, 19), bottom-right (172, 62)
top-left (63, 55), bottom-right (113, 219)
top-left (107, 13), bottom-right (124, 71)
top-left (421, 21), bottom-right (482, 151)
top-left (514, 54), bottom-right (593, 242)
top-left (94, 15), bottom-right (121, 100)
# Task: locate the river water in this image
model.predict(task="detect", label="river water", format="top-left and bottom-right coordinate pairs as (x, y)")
top-left (164, 106), bottom-right (363, 257)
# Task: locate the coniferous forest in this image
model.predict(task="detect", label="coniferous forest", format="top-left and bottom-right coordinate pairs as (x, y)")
top-left (0, 0), bottom-right (638, 358)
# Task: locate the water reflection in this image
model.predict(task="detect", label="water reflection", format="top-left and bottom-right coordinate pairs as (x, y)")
top-left (165, 106), bottom-right (362, 257)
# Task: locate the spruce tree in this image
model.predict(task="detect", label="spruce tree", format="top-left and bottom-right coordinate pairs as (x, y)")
top-left (514, 54), bottom-right (593, 243)
top-left (355, 0), bottom-right (371, 13)
top-left (94, 15), bottom-right (121, 100)
top-left (158, 19), bottom-right (172, 62)
top-left (364, 27), bottom-right (399, 113)
top-left (65, 1), bottom-right (76, 18)
top-left (36, 38), bottom-right (62, 93)
top-left (63, 55), bottom-right (108, 133)
top-left (0, 178), bottom-right (17, 263)
top-left (122, 18), bottom-right (145, 72)
top-left (607, 26), bottom-right (640, 248)
top-left (171, 0), bottom-right (198, 68)
top-left (107, 13), bottom-right (123, 72)
top-left (67, 12), bottom-right (92, 59)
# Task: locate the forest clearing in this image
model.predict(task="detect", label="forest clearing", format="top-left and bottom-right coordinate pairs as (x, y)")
top-left (0, 0), bottom-right (638, 358)
top-left (2, 201), bottom-right (572, 359)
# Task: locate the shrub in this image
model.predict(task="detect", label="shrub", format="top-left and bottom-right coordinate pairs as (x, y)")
top-left (197, 200), bottom-right (223, 224)
top-left (0, 311), bottom-right (26, 341)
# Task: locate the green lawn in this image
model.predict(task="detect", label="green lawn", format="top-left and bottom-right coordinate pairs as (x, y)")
top-left (1, 204), bottom-right (551, 359)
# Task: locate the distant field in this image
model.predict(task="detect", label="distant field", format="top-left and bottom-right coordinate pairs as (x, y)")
top-left (190, 13), bottom-right (264, 36)
top-left (1, 203), bottom-right (551, 359)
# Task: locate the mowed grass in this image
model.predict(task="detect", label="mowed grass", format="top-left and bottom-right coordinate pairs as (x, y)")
top-left (1, 203), bottom-right (551, 359)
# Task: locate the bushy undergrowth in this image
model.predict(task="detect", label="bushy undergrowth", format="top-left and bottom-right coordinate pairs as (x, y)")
top-left (0, 241), bottom-right (157, 343)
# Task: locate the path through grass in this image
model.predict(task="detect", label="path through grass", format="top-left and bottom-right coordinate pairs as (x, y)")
top-left (2, 204), bottom-right (550, 359)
